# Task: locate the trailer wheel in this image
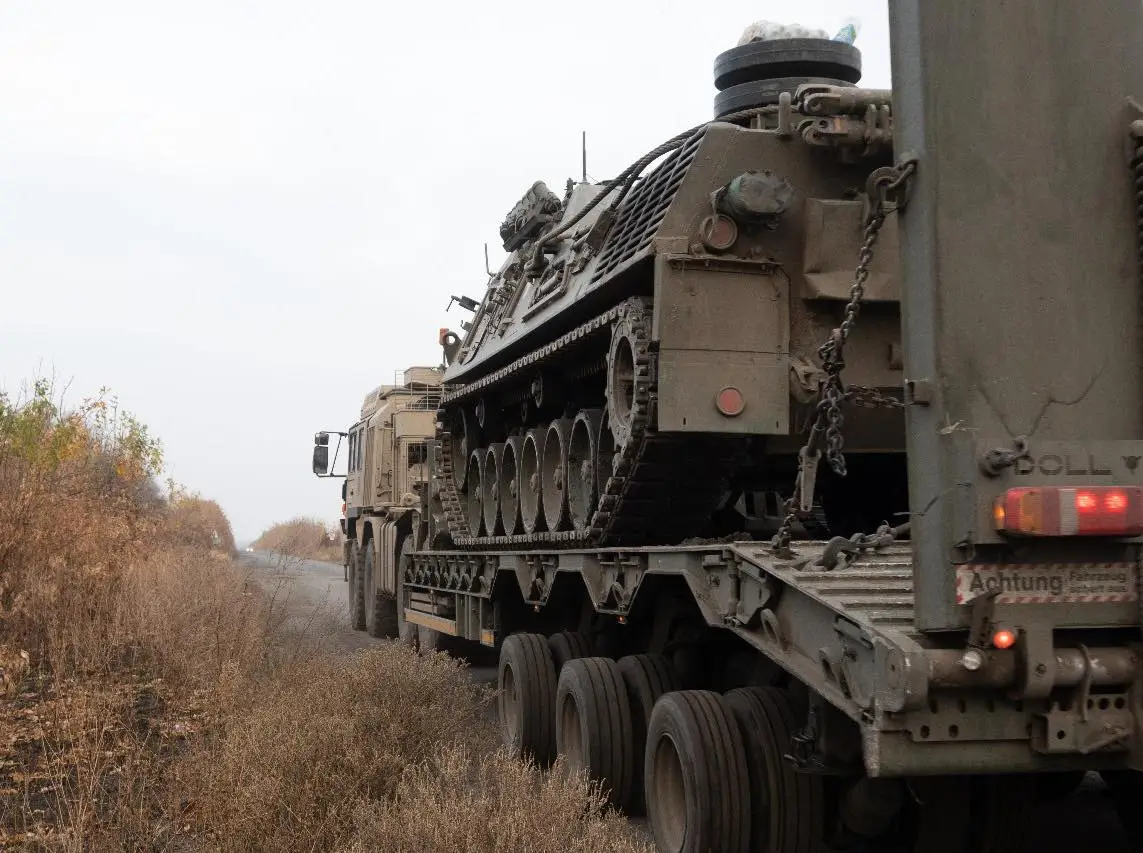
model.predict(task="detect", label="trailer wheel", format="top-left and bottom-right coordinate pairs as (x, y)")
top-left (347, 540), bottom-right (365, 631)
top-left (555, 657), bottom-right (634, 808)
top-left (617, 654), bottom-right (682, 815)
top-left (498, 632), bottom-right (558, 765)
top-left (548, 630), bottom-right (593, 671)
top-left (724, 686), bottom-right (823, 853)
top-left (364, 538), bottom-right (399, 639)
top-left (644, 690), bottom-right (751, 853)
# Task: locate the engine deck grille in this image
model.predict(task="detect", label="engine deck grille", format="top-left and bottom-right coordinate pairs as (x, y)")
top-left (590, 130), bottom-right (706, 285)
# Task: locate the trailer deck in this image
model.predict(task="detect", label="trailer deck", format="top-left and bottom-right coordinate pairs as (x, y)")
top-left (405, 537), bottom-right (1143, 777)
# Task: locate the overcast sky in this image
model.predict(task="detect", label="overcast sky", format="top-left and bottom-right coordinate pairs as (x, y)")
top-left (0, 1), bottom-right (893, 544)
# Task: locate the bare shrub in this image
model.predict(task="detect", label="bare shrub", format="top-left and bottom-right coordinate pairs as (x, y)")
top-left (160, 489), bottom-right (237, 556)
top-left (345, 745), bottom-right (654, 853)
top-left (253, 516), bottom-right (342, 563)
top-left (185, 645), bottom-right (495, 853)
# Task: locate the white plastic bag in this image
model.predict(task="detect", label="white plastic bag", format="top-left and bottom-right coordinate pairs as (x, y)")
top-left (736, 20), bottom-right (829, 45)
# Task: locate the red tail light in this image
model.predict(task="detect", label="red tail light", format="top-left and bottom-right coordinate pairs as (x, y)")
top-left (993, 486), bottom-right (1143, 536)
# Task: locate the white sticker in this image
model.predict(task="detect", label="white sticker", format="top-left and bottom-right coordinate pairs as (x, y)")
top-left (955, 563), bottom-right (1138, 605)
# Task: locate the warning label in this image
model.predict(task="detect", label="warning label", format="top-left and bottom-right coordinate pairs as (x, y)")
top-left (955, 563), bottom-right (1138, 605)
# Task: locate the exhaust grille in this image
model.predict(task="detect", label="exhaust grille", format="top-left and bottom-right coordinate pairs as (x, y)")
top-left (590, 130), bottom-right (706, 286)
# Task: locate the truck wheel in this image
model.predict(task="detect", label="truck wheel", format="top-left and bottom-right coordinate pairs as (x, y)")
top-left (617, 654), bottom-right (682, 815)
top-left (555, 657), bottom-right (634, 808)
top-left (548, 630), bottom-right (593, 671)
top-left (347, 541), bottom-right (365, 631)
top-left (725, 686), bottom-right (823, 853)
top-left (395, 534), bottom-right (418, 648)
top-left (498, 632), bottom-right (558, 765)
top-left (364, 539), bottom-right (400, 639)
top-left (644, 690), bottom-right (751, 853)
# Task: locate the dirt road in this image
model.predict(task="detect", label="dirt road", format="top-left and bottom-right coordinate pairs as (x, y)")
top-left (240, 550), bottom-right (1133, 852)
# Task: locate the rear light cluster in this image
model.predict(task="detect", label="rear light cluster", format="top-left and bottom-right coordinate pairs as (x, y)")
top-left (993, 486), bottom-right (1143, 537)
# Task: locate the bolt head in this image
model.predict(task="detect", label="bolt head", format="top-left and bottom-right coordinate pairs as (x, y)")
top-left (961, 649), bottom-right (985, 671)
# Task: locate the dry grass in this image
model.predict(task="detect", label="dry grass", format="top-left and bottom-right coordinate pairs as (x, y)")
top-left (346, 746), bottom-right (653, 853)
top-left (0, 378), bottom-right (652, 852)
top-left (252, 516), bottom-right (343, 563)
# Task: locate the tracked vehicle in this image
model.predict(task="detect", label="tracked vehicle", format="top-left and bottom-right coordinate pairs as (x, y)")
top-left (433, 28), bottom-right (906, 551)
top-left (315, 4), bottom-right (1143, 850)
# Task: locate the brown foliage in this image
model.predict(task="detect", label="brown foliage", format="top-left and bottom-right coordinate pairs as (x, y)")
top-left (184, 646), bottom-right (495, 852)
top-left (0, 380), bottom-right (649, 852)
top-left (160, 494), bottom-right (237, 556)
top-left (346, 746), bottom-right (654, 853)
top-left (252, 516), bottom-right (342, 562)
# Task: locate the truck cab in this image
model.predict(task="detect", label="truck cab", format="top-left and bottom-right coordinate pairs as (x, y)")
top-left (311, 365), bottom-right (443, 640)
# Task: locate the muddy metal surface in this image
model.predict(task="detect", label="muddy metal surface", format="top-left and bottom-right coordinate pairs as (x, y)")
top-left (239, 551), bottom-right (1132, 851)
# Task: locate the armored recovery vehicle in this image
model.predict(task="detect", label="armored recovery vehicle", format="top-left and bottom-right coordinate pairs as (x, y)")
top-left (315, 2), bottom-right (1143, 850)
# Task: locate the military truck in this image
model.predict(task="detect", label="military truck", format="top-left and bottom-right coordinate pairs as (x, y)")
top-left (311, 365), bottom-right (446, 645)
top-left (313, 3), bottom-right (1143, 849)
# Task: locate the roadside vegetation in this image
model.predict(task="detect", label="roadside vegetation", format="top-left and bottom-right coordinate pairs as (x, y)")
top-left (251, 516), bottom-right (343, 563)
top-left (0, 377), bottom-right (651, 852)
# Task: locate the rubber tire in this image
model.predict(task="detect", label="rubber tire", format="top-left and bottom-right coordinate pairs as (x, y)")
top-left (555, 657), bottom-right (635, 808)
top-left (363, 539), bottom-right (400, 639)
top-left (395, 534), bottom-right (418, 648)
top-left (548, 630), bottom-right (593, 671)
top-left (713, 37), bottom-right (863, 91)
top-left (1102, 769), bottom-right (1143, 848)
top-left (347, 540), bottom-right (365, 631)
top-left (617, 654), bottom-right (682, 816)
top-left (644, 690), bottom-right (751, 853)
top-left (725, 686), bottom-right (824, 853)
top-left (498, 633), bottom-right (558, 765)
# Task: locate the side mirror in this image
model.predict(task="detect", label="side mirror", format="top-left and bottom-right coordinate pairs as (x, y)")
top-left (312, 443), bottom-right (329, 476)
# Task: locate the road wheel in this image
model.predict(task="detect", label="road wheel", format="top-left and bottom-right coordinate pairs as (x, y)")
top-left (548, 630), bottom-right (593, 671)
top-left (725, 686), bottom-right (823, 853)
top-left (555, 657), bottom-right (635, 808)
top-left (499, 632), bottom-right (558, 765)
top-left (347, 540), bottom-right (365, 631)
top-left (644, 690), bottom-right (751, 853)
top-left (617, 654), bottom-right (682, 816)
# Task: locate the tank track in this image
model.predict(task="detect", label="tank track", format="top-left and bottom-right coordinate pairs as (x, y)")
top-left (435, 297), bottom-right (748, 550)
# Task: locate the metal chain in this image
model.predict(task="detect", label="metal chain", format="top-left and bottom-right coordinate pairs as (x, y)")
top-left (771, 157), bottom-right (917, 555)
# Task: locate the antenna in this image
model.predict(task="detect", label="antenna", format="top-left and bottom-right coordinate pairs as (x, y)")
top-left (484, 242), bottom-right (492, 276)
top-left (581, 131), bottom-right (587, 183)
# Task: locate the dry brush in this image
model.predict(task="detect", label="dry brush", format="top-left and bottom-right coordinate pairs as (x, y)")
top-left (0, 377), bottom-right (652, 853)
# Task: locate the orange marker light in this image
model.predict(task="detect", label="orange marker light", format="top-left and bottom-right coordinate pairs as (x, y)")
top-left (992, 629), bottom-right (1017, 650)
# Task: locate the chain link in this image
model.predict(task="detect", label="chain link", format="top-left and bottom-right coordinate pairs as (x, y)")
top-left (771, 158), bottom-right (917, 555)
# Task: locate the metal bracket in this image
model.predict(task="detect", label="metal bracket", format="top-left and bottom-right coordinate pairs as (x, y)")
top-left (1012, 625), bottom-right (1056, 701)
top-left (1034, 693), bottom-right (1133, 756)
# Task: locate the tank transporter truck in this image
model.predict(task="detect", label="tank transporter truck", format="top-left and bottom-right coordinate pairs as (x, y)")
top-left (313, 2), bottom-right (1143, 849)
top-left (311, 365), bottom-right (448, 647)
